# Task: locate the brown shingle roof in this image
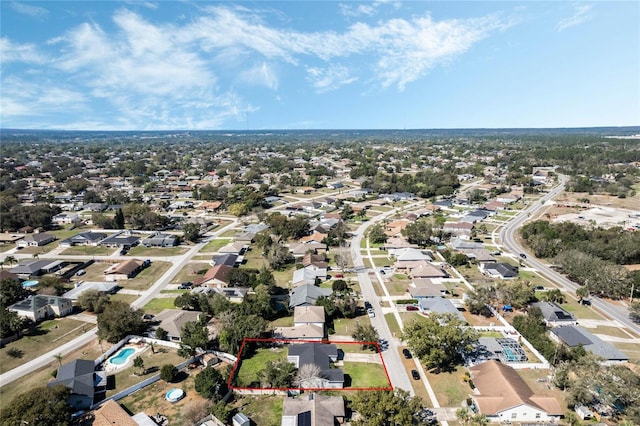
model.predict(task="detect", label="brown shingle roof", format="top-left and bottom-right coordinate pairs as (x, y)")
top-left (469, 360), bottom-right (562, 416)
top-left (92, 400), bottom-right (138, 426)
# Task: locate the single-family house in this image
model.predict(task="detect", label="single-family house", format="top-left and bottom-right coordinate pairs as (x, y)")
top-left (274, 306), bottom-right (325, 341)
top-left (410, 262), bottom-right (447, 279)
top-left (92, 400), bottom-right (138, 426)
top-left (289, 242), bottom-right (328, 258)
top-left (49, 359), bottom-right (107, 410)
top-left (463, 249), bottom-right (497, 269)
top-left (153, 309), bottom-right (204, 341)
top-left (469, 360), bottom-right (562, 423)
top-left (418, 298), bottom-right (466, 322)
top-left (52, 212), bottom-right (80, 225)
top-left (63, 281), bottom-right (119, 300)
top-left (287, 343), bottom-right (343, 389)
top-left (408, 278), bottom-right (447, 299)
top-left (98, 232), bottom-right (140, 248)
top-left (550, 325), bottom-right (628, 365)
top-left (218, 241), bottom-right (248, 256)
top-left (9, 294), bottom-right (73, 321)
top-left (60, 231), bottom-right (106, 247)
top-left (104, 259), bottom-right (146, 281)
top-left (195, 264), bottom-right (232, 288)
top-left (300, 231), bottom-right (327, 244)
top-left (289, 284), bottom-right (332, 308)
top-left (16, 232), bottom-right (55, 248)
top-left (442, 221), bottom-right (474, 239)
top-left (281, 393), bottom-right (345, 426)
top-left (9, 259), bottom-right (66, 278)
top-left (383, 236), bottom-right (418, 251)
top-left (140, 232), bottom-right (178, 247)
top-left (292, 266), bottom-right (327, 287)
top-left (302, 253), bottom-right (328, 269)
top-left (211, 253), bottom-right (241, 267)
top-left (530, 302), bottom-right (577, 327)
top-left (483, 263), bottom-right (518, 279)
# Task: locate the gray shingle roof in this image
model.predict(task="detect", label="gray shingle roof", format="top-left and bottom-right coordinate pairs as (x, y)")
top-left (550, 326), bottom-right (628, 361)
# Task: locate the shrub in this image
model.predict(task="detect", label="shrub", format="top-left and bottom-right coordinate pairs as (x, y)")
top-left (7, 348), bottom-right (23, 358)
top-left (160, 364), bottom-right (178, 382)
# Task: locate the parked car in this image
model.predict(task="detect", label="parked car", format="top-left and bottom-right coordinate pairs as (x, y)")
top-left (519, 253), bottom-right (527, 259)
top-left (402, 349), bottom-right (412, 359)
top-left (406, 305), bottom-right (419, 311)
top-left (334, 273), bottom-right (344, 278)
top-left (411, 369), bottom-right (420, 380)
top-left (367, 308), bottom-right (375, 318)
top-left (76, 269), bottom-right (86, 276)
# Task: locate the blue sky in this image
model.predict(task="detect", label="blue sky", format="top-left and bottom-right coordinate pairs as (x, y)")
top-left (1, 1), bottom-right (638, 130)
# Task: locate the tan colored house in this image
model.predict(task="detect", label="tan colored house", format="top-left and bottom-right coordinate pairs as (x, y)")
top-left (274, 306), bottom-right (326, 341)
top-left (409, 262), bottom-right (447, 279)
top-left (469, 360), bottom-right (562, 423)
top-left (104, 259), bottom-right (144, 281)
top-left (153, 309), bottom-right (204, 341)
top-left (196, 264), bottom-right (232, 287)
top-left (281, 393), bottom-right (345, 425)
top-left (93, 400), bottom-right (138, 426)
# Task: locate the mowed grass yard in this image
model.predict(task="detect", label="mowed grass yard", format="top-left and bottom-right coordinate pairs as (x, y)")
top-left (61, 245), bottom-right (114, 256)
top-left (233, 395), bottom-right (283, 426)
top-left (425, 365), bottom-right (471, 407)
top-left (0, 317), bottom-right (94, 374)
top-left (143, 297), bottom-right (178, 314)
top-left (0, 337), bottom-right (102, 406)
top-left (234, 346), bottom-right (287, 387)
top-left (342, 362), bottom-right (390, 389)
top-left (127, 246), bottom-right (188, 257)
top-left (117, 261), bottom-right (172, 291)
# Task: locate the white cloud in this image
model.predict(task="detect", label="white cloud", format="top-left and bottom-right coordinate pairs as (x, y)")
top-left (2, 5), bottom-right (514, 129)
top-left (0, 37), bottom-right (47, 63)
top-left (239, 62), bottom-right (279, 90)
top-left (9, 2), bottom-right (48, 17)
top-left (306, 65), bottom-right (358, 93)
top-left (557, 4), bottom-right (593, 32)
top-left (0, 76), bottom-right (86, 119)
top-left (339, 0), bottom-right (400, 18)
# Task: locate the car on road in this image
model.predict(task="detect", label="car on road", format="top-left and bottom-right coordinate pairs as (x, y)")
top-left (411, 369), bottom-right (420, 380)
top-left (402, 349), bottom-right (412, 359)
top-left (519, 253), bottom-right (527, 259)
top-left (367, 308), bottom-right (375, 318)
top-left (364, 301), bottom-right (372, 309)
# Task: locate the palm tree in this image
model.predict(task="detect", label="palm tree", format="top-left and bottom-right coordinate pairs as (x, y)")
top-left (455, 407), bottom-right (472, 425)
top-left (5, 255), bottom-right (16, 266)
top-left (32, 253), bottom-right (39, 260)
top-left (576, 285), bottom-right (589, 303)
top-left (53, 353), bottom-right (63, 367)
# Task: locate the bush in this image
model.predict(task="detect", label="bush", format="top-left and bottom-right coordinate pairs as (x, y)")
top-left (7, 348), bottom-right (23, 358)
top-left (396, 299), bottom-right (419, 305)
top-left (160, 364), bottom-right (179, 382)
top-left (332, 280), bottom-right (347, 292)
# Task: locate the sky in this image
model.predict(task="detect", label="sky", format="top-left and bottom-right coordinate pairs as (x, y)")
top-left (1, 1), bottom-right (639, 130)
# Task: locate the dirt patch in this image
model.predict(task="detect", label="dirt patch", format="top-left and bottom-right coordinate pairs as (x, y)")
top-left (557, 191), bottom-right (640, 211)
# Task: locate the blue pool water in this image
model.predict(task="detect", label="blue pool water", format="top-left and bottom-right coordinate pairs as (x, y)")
top-left (108, 348), bottom-right (135, 365)
top-left (165, 388), bottom-right (185, 402)
top-left (22, 280), bottom-right (39, 288)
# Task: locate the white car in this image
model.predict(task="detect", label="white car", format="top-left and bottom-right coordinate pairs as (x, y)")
top-left (367, 308), bottom-right (375, 318)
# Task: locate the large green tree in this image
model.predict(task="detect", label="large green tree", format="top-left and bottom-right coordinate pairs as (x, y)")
top-left (368, 223), bottom-right (388, 244)
top-left (0, 385), bottom-right (72, 425)
top-left (194, 367), bottom-right (228, 400)
top-left (182, 223), bottom-right (201, 242)
top-left (402, 313), bottom-right (478, 371)
top-left (97, 301), bottom-right (146, 343)
top-left (178, 321), bottom-right (210, 358)
top-left (350, 389), bottom-right (424, 426)
top-left (0, 278), bottom-right (29, 307)
top-left (77, 289), bottom-right (110, 313)
top-left (258, 360), bottom-right (296, 388)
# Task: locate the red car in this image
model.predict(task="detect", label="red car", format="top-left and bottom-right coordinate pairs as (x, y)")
top-left (335, 273), bottom-right (344, 278)
top-left (406, 305), bottom-right (419, 311)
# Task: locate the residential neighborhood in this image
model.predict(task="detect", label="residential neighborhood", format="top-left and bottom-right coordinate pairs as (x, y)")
top-left (1, 129), bottom-right (639, 426)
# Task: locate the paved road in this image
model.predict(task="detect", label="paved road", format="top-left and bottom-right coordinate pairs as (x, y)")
top-left (0, 219), bottom-right (239, 388)
top-left (499, 175), bottom-right (640, 335)
top-left (350, 206), bottom-right (417, 395)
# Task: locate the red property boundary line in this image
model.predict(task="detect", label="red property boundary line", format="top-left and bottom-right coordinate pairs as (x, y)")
top-left (227, 338), bottom-right (393, 391)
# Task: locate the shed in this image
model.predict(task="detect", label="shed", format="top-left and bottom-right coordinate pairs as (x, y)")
top-left (232, 412), bottom-right (250, 426)
top-left (575, 405), bottom-right (593, 420)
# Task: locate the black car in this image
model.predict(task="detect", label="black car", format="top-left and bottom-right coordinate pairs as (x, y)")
top-left (411, 369), bottom-right (420, 380)
top-left (402, 349), bottom-right (412, 359)
top-left (519, 253), bottom-right (527, 259)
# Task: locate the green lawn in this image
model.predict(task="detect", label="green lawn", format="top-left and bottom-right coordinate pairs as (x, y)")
top-left (385, 313), bottom-right (401, 335)
top-left (271, 316), bottom-right (294, 327)
top-left (61, 245), bottom-right (114, 256)
top-left (235, 347), bottom-right (287, 387)
top-left (561, 299), bottom-right (603, 320)
top-left (331, 316), bottom-right (366, 337)
top-left (0, 318), bottom-right (94, 374)
top-left (343, 361), bottom-right (391, 389)
top-left (118, 261), bottom-right (171, 291)
top-left (143, 297), bottom-right (178, 314)
top-left (110, 293), bottom-right (138, 305)
top-left (234, 395), bottom-right (283, 426)
top-left (170, 263), bottom-right (209, 284)
top-left (425, 365), bottom-right (470, 407)
top-left (128, 246), bottom-right (188, 257)
top-left (199, 238), bottom-right (232, 253)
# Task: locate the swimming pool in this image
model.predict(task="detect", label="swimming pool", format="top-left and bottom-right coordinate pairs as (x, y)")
top-left (165, 388), bottom-right (185, 403)
top-left (108, 347), bottom-right (135, 365)
top-left (22, 280), bottom-right (39, 288)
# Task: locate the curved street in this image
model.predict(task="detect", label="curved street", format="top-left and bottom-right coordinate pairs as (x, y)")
top-left (499, 175), bottom-right (640, 335)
